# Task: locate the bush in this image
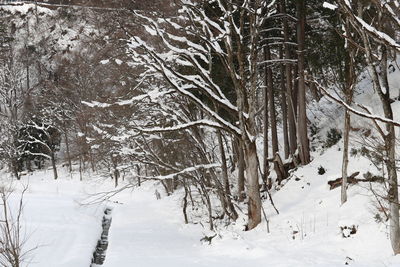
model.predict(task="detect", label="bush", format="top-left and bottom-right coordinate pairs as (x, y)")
top-left (324, 128), bottom-right (342, 148)
top-left (350, 148), bottom-right (358, 157)
top-left (318, 166), bottom-right (326, 175)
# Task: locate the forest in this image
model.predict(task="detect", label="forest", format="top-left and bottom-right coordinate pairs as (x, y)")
top-left (0, 0), bottom-right (400, 266)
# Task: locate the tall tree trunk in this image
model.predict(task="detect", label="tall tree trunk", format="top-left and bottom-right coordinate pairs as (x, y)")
top-left (63, 126), bottom-right (72, 173)
top-left (217, 130), bottom-right (238, 221)
top-left (380, 50), bottom-right (400, 254)
top-left (296, 0), bottom-right (310, 165)
top-left (282, 0), bottom-right (297, 156)
top-left (341, 27), bottom-right (355, 205)
top-left (263, 47), bottom-right (269, 183)
top-left (341, 109), bottom-right (350, 204)
top-left (245, 141), bottom-right (262, 230)
top-left (11, 157), bottom-right (19, 180)
top-left (279, 47), bottom-right (290, 159)
top-left (266, 46), bottom-right (278, 154)
top-left (50, 150), bottom-right (58, 180)
top-left (182, 179), bottom-right (189, 224)
top-left (387, 127), bottom-right (399, 254)
top-left (237, 139), bottom-right (245, 202)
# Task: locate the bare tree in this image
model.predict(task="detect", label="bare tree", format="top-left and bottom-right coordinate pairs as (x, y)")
top-left (321, 0), bottom-right (400, 253)
top-left (0, 185), bottom-right (32, 267)
top-left (340, 16), bottom-right (356, 205)
top-left (123, 0), bottom-right (278, 230)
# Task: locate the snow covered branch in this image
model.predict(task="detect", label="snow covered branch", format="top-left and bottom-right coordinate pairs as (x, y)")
top-left (137, 120), bottom-right (225, 133)
top-left (144, 163), bottom-right (221, 180)
top-left (315, 82), bottom-right (400, 128)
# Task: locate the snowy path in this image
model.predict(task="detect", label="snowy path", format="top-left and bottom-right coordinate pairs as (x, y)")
top-left (103, 179), bottom-right (400, 267)
top-left (103, 188), bottom-right (210, 267)
top-left (6, 174), bottom-right (106, 267)
top-left (102, 187), bottom-right (345, 267)
top-left (23, 193), bottom-right (102, 267)
top-left (7, 169), bottom-right (400, 267)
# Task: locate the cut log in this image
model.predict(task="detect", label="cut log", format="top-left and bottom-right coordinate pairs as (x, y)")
top-left (328, 172), bottom-right (384, 190)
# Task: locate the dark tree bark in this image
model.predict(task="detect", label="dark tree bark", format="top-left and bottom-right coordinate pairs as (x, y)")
top-left (279, 46), bottom-right (290, 159)
top-left (217, 130), bottom-right (238, 221)
top-left (263, 47), bottom-right (269, 184)
top-left (63, 125), bottom-right (72, 173)
top-left (50, 150), bottom-right (58, 180)
top-left (265, 46), bottom-right (278, 155)
top-left (296, 0), bottom-right (310, 165)
top-left (281, 0), bottom-right (297, 156)
top-left (237, 138), bottom-right (245, 202)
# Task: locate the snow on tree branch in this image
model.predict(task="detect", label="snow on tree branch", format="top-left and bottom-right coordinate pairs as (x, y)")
top-left (315, 81), bottom-right (400, 128)
top-left (146, 163), bottom-right (221, 180)
top-left (137, 119), bottom-right (225, 133)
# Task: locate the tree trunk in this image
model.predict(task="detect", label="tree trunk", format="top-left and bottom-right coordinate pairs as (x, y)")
top-left (341, 28), bottom-right (355, 205)
top-left (282, 0), bottom-right (297, 156)
top-left (266, 46), bottom-right (278, 154)
top-left (296, 0), bottom-right (310, 165)
top-left (11, 157), bottom-right (19, 180)
top-left (245, 141), bottom-right (262, 230)
top-left (79, 155), bottom-right (83, 181)
top-left (279, 46), bottom-right (290, 159)
top-left (217, 130), bottom-right (238, 220)
top-left (183, 179), bottom-right (189, 224)
top-left (64, 126), bottom-right (72, 173)
top-left (263, 47), bottom-right (269, 184)
top-left (381, 49), bottom-right (400, 254)
top-left (387, 129), bottom-right (400, 254)
top-left (237, 139), bottom-right (245, 202)
top-left (136, 165), bottom-right (141, 186)
top-left (341, 109), bottom-right (350, 204)
top-left (50, 150), bottom-right (58, 180)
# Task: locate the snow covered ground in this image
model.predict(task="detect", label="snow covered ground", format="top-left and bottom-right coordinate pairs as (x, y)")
top-left (102, 148), bottom-right (400, 267)
top-left (2, 170), bottom-right (107, 267)
top-left (3, 149), bottom-right (399, 267)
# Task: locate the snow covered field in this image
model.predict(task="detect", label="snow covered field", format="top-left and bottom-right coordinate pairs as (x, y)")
top-left (2, 149), bottom-right (399, 267)
top-left (3, 171), bottom-right (107, 267)
top-left (103, 149), bottom-right (400, 267)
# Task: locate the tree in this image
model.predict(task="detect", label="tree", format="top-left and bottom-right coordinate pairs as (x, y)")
top-left (296, 0), bottom-right (310, 165)
top-left (125, 0), bottom-right (280, 229)
top-left (18, 119), bottom-right (61, 179)
top-left (0, 59), bottom-right (28, 179)
top-left (330, 0), bottom-right (400, 254)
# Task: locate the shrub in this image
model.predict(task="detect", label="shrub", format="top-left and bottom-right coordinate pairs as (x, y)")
top-left (324, 128), bottom-right (342, 148)
top-left (318, 166), bottom-right (326, 175)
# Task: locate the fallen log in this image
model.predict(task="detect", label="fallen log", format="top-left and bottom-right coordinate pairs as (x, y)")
top-left (327, 172), bottom-right (384, 190)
